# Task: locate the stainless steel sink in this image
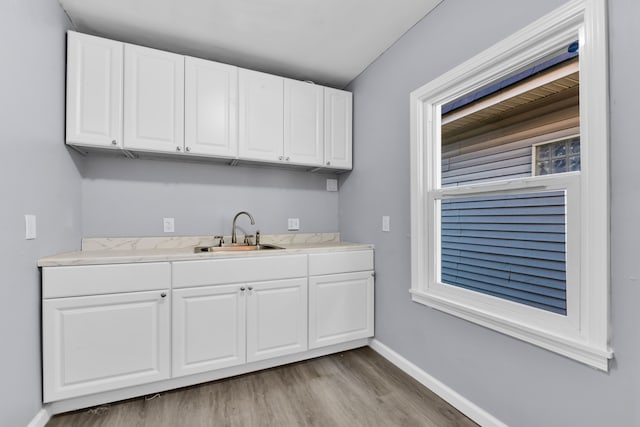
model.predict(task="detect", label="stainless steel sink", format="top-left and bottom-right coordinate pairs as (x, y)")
top-left (194, 244), bottom-right (284, 253)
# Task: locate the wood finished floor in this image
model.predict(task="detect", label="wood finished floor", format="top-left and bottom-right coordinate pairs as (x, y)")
top-left (47, 347), bottom-right (477, 427)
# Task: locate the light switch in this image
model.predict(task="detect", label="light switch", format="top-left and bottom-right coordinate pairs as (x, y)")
top-left (382, 216), bottom-right (390, 232)
top-left (163, 218), bottom-right (175, 233)
top-left (288, 218), bottom-right (300, 231)
top-left (326, 179), bottom-right (338, 192)
top-left (25, 214), bottom-right (36, 240)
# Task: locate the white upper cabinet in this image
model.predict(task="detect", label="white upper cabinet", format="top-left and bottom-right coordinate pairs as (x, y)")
top-left (184, 57), bottom-right (238, 158)
top-left (324, 88), bottom-right (353, 170)
top-left (238, 69), bottom-right (284, 162)
top-left (284, 79), bottom-right (324, 166)
top-left (124, 44), bottom-right (184, 153)
top-left (65, 32), bottom-right (353, 171)
top-left (239, 71), bottom-right (325, 166)
top-left (66, 31), bottom-right (123, 149)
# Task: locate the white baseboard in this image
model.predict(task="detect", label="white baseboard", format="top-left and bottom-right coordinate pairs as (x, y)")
top-left (368, 339), bottom-right (507, 427)
top-left (26, 406), bottom-right (51, 427)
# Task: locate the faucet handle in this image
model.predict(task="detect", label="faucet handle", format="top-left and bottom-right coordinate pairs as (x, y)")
top-left (214, 235), bottom-right (224, 246)
top-left (243, 234), bottom-right (255, 245)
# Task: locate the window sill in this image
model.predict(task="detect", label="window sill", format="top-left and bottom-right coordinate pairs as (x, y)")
top-left (410, 289), bottom-right (613, 371)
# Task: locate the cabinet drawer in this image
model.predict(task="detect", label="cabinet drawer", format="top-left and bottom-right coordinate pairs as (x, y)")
top-left (308, 250), bottom-right (373, 276)
top-left (173, 254), bottom-right (307, 288)
top-left (43, 262), bottom-right (171, 298)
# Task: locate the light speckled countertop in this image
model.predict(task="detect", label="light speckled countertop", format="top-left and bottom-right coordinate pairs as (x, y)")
top-left (38, 233), bottom-right (374, 267)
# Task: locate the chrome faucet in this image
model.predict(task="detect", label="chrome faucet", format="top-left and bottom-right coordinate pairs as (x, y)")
top-left (231, 211), bottom-right (255, 244)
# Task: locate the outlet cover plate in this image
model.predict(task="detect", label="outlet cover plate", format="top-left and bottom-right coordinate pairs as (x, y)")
top-left (288, 218), bottom-right (300, 231)
top-left (163, 217), bottom-right (175, 233)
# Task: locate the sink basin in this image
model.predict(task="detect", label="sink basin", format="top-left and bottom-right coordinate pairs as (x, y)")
top-left (194, 244), bottom-right (284, 253)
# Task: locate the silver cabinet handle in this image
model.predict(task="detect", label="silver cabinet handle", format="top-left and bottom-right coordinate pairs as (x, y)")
top-left (176, 146), bottom-right (181, 152)
top-left (185, 146), bottom-right (191, 152)
top-left (248, 286), bottom-right (253, 291)
top-left (278, 156), bottom-right (283, 161)
top-left (161, 292), bottom-right (167, 298)
top-left (240, 287), bottom-right (246, 292)
top-left (111, 140), bottom-right (117, 146)
top-left (326, 161), bottom-right (331, 166)
top-left (285, 156), bottom-right (290, 161)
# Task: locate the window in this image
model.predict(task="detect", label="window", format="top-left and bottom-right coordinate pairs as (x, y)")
top-left (533, 136), bottom-right (581, 176)
top-left (409, 0), bottom-right (611, 370)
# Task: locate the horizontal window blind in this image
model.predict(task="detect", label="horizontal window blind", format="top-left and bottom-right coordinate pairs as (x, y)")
top-left (440, 191), bottom-right (567, 314)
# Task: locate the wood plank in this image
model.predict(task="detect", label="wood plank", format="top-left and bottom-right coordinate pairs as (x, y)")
top-left (46, 348), bottom-right (477, 427)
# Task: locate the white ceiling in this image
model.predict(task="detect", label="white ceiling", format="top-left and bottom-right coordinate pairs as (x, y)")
top-left (58, 0), bottom-right (442, 88)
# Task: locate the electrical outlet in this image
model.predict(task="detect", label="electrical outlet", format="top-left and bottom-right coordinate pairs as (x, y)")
top-left (163, 217), bottom-right (175, 233)
top-left (326, 178), bottom-right (338, 192)
top-left (382, 216), bottom-right (390, 232)
top-left (25, 214), bottom-right (36, 240)
top-left (288, 218), bottom-right (300, 231)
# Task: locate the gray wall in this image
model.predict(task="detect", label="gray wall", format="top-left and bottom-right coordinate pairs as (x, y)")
top-left (341, 0), bottom-right (640, 425)
top-left (81, 156), bottom-right (339, 237)
top-left (0, 1), bottom-right (81, 426)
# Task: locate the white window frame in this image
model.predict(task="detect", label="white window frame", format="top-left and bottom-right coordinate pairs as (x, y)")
top-left (409, 0), bottom-right (611, 370)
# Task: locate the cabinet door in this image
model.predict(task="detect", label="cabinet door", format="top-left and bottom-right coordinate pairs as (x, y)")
top-left (124, 44), bottom-right (184, 153)
top-left (309, 271), bottom-right (374, 349)
top-left (238, 69), bottom-right (284, 162)
top-left (324, 88), bottom-right (353, 169)
top-left (43, 290), bottom-right (170, 402)
top-left (66, 32), bottom-right (123, 148)
top-left (185, 57), bottom-right (238, 158)
top-left (246, 278), bottom-right (307, 362)
top-left (172, 284), bottom-right (246, 377)
top-left (284, 79), bottom-right (324, 166)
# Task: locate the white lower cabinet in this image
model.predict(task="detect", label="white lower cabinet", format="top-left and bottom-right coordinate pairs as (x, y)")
top-left (171, 255), bottom-right (308, 378)
top-left (42, 250), bottom-right (371, 404)
top-left (309, 271), bottom-right (374, 349)
top-left (172, 284), bottom-right (246, 377)
top-left (42, 262), bottom-right (171, 402)
top-left (43, 289), bottom-right (171, 402)
top-left (308, 250), bottom-right (375, 349)
top-left (246, 278), bottom-right (308, 362)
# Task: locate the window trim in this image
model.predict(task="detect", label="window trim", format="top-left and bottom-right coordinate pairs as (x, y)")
top-left (409, 0), bottom-right (611, 370)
